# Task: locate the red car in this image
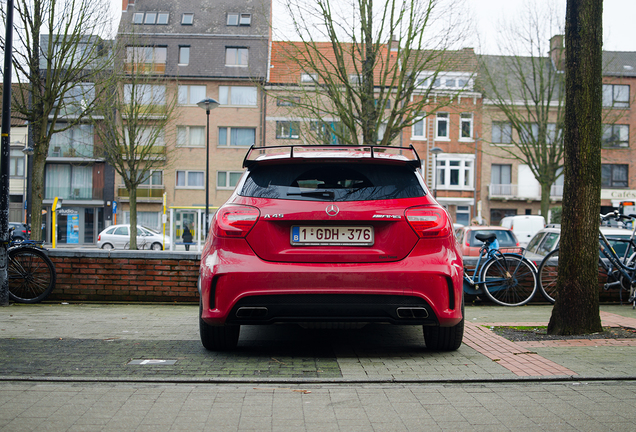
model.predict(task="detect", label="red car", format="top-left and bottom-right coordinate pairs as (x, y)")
top-left (455, 226), bottom-right (520, 257)
top-left (198, 145), bottom-right (464, 351)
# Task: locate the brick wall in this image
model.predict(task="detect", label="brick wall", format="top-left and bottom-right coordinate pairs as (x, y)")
top-left (47, 250), bottom-right (201, 303)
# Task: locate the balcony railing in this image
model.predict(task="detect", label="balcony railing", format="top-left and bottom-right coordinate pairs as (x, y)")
top-left (489, 183), bottom-right (563, 200)
top-left (117, 184), bottom-right (165, 202)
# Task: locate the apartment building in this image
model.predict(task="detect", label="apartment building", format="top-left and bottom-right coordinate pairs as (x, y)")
top-left (479, 36), bottom-right (636, 225)
top-left (116, 0), bottom-right (270, 241)
top-left (266, 41), bottom-right (482, 226)
top-left (37, 35), bottom-right (115, 245)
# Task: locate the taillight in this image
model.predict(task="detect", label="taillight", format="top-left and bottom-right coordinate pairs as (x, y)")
top-left (405, 206), bottom-right (450, 238)
top-left (465, 241), bottom-right (470, 247)
top-left (213, 205), bottom-right (260, 238)
top-left (98, 234), bottom-right (101, 241)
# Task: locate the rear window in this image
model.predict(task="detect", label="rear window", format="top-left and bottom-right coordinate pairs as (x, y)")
top-left (469, 230), bottom-right (517, 247)
top-left (240, 163), bottom-right (425, 201)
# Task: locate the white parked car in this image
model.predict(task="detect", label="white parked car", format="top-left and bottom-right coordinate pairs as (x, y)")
top-left (97, 224), bottom-right (170, 250)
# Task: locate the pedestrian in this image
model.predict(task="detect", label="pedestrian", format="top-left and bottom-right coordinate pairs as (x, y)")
top-left (182, 223), bottom-right (193, 251)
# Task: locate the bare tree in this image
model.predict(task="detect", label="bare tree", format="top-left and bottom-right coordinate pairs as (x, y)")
top-left (90, 36), bottom-right (177, 250)
top-left (478, 2), bottom-right (565, 219)
top-left (0, 0), bottom-right (114, 240)
top-left (271, 0), bottom-right (473, 146)
top-left (547, 0), bottom-right (603, 335)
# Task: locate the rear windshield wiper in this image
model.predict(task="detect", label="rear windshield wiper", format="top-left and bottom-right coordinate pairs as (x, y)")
top-left (287, 190), bottom-right (335, 199)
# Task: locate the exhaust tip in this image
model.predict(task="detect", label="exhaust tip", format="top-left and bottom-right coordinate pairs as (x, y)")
top-left (236, 307), bottom-right (268, 318)
top-left (396, 307), bottom-right (428, 319)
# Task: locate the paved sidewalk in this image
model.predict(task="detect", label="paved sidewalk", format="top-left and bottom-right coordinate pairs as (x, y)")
top-left (1, 303), bottom-right (635, 382)
top-left (2, 303), bottom-right (636, 431)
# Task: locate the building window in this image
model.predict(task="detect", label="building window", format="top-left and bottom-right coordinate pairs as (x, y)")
top-left (176, 170), bottom-right (204, 188)
top-left (602, 164), bottom-right (628, 188)
top-left (144, 12), bottom-right (157, 24)
top-left (181, 13), bottom-right (194, 25)
top-left (125, 46), bottom-right (167, 74)
top-left (276, 121), bottom-right (300, 139)
top-left (59, 83), bottom-right (95, 116)
top-left (300, 73), bottom-right (318, 84)
top-left (10, 149), bottom-right (24, 177)
top-left (124, 127), bottom-right (165, 153)
top-left (412, 116), bottom-right (426, 140)
top-left (225, 47), bottom-right (248, 67)
top-left (218, 86), bottom-right (257, 106)
top-left (602, 124), bottom-right (629, 148)
top-left (310, 121), bottom-right (342, 145)
top-left (124, 84), bottom-right (166, 106)
top-left (456, 205), bottom-right (470, 226)
top-left (178, 46), bottom-right (190, 65)
top-left (491, 164), bottom-right (512, 195)
top-left (602, 84), bottom-right (630, 108)
top-left (277, 97), bottom-right (300, 106)
top-left (140, 170), bottom-right (163, 187)
top-left (45, 164), bottom-right (93, 200)
top-left (435, 155), bottom-right (474, 190)
top-left (157, 12), bottom-right (169, 24)
top-left (435, 112), bottom-right (449, 139)
top-left (218, 127), bottom-right (255, 147)
top-left (122, 211), bottom-right (161, 231)
top-left (49, 124), bottom-right (94, 157)
top-left (177, 126), bottom-right (206, 147)
top-left (178, 85), bottom-right (206, 105)
top-left (217, 171), bottom-right (243, 190)
top-left (492, 122), bottom-right (512, 144)
top-left (519, 122), bottom-right (539, 144)
top-left (132, 13), bottom-right (144, 24)
top-left (227, 13), bottom-right (251, 26)
top-left (460, 113), bottom-right (473, 140)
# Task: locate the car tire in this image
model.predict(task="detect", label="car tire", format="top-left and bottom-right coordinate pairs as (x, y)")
top-left (151, 242), bottom-right (163, 251)
top-left (101, 243), bottom-right (114, 250)
top-left (423, 303), bottom-right (464, 351)
top-left (199, 301), bottom-right (240, 351)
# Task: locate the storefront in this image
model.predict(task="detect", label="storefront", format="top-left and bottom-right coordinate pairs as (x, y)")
top-left (42, 204), bottom-right (105, 245)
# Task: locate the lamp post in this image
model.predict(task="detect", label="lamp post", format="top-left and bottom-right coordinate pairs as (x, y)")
top-left (430, 147), bottom-right (444, 199)
top-left (196, 98), bottom-right (220, 238)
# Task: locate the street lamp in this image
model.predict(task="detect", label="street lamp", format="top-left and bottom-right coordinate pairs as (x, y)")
top-left (430, 146), bottom-right (444, 198)
top-left (197, 98), bottom-right (220, 238)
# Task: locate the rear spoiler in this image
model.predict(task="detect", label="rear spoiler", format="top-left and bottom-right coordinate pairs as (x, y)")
top-left (242, 144), bottom-right (422, 169)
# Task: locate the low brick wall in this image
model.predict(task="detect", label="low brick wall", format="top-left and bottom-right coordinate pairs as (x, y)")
top-left (47, 250), bottom-right (201, 303)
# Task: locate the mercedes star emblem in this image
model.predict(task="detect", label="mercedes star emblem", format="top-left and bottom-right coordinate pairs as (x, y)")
top-left (326, 204), bottom-right (339, 216)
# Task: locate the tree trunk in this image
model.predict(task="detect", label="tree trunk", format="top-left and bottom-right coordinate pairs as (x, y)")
top-left (540, 181), bottom-right (551, 222)
top-left (29, 121), bottom-right (46, 242)
top-left (548, 0), bottom-right (603, 335)
top-left (129, 188), bottom-right (138, 250)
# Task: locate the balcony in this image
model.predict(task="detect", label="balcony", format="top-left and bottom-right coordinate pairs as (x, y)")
top-left (489, 184), bottom-right (563, 201)
top-left (117, 184), bottom-right (165, 203)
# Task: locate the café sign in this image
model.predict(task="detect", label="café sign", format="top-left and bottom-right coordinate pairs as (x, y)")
top-left (601, 189), bottom-right (636, 200)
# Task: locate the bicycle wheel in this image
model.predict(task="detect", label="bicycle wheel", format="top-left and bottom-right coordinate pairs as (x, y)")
top-left (538, 248), bottom-right (559, 303)
top-left (8, 247), bottom-right (57, 304)
top-left (480, 254), bottom-right (537, 306)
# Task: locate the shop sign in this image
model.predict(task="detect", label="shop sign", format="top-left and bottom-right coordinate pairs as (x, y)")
top-left (601, 189), bottom-right (636, 200)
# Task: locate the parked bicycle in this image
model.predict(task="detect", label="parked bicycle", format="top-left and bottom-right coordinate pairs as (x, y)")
top-left (463, 232), bottom-right (538, 306)
top-left (7, 230), bottom-right (57, 304)
top-left (538, 211), bottom-right (636, 307)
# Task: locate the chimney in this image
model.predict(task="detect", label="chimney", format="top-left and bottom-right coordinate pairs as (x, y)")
top-left (549, 35), bottom-right (564, 71)
top-left (122, 0), bottom-right (135, 11)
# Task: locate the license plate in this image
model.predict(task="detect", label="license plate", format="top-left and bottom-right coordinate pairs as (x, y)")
top-left (291, 226), bottom-right (374, 246)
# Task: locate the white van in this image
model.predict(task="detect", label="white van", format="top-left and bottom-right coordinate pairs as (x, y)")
top-left (500, 215), bottom-right (546, 248)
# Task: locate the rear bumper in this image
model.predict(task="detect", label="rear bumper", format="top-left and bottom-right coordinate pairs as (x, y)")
top-left (199, 240), bottom-right (464, 327)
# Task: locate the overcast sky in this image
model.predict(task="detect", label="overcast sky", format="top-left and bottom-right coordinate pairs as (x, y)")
top-left (110, 0), bottom-right (636, 54)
